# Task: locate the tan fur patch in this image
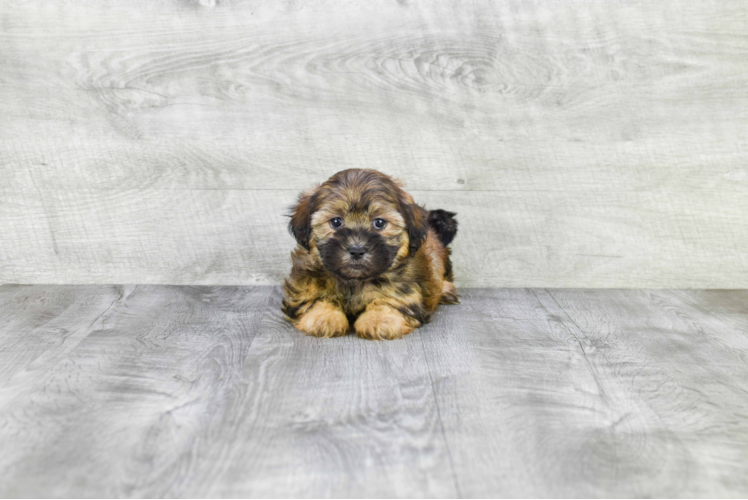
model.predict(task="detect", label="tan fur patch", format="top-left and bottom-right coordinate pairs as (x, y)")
top-left (354, 304), bottom-right (416, 340)
top-left (440, 281), bottom-right (460, 304)
top-left (295, 301), bottom-right (350, 338)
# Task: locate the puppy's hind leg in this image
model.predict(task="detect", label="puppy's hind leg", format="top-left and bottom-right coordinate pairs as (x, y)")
top-left (439, 281), bottom-right (460, 305)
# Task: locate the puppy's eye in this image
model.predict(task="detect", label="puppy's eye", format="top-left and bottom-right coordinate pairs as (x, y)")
top-left (330, 217), bottom-right (343, 229)
top-left (373, 218), bottom-right (387, 230)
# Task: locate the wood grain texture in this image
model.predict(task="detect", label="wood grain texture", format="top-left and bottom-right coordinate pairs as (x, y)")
top-left (0, 285), bottom-right (458, 498)
top-left (545, 288), bottom-right (748, 497)
top-left (0, 284), bottom-right (272, 497)
top-left (1, 0), bottom-right (748, 287)
top-left (1, 285), bottom-right (748, 497)
top-left (202, 289), bottom-right (457, 498)
top-left (0, 285), bottom-right (122, 392)
top-left (419, 287), bottom-right (748, 497)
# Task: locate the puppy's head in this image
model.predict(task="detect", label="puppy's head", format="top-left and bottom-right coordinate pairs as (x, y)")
top-left (288, 169), bottom-right (428, 280)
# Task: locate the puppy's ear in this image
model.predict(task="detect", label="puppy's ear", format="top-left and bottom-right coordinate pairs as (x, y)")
top-left (401, 201), bottom-right (429, 256)
top-left (288, 189), bottom-right (316, 251)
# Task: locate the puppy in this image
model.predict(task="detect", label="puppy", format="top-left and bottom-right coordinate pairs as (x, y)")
top-left (282, 169), bottom-right (458, 340)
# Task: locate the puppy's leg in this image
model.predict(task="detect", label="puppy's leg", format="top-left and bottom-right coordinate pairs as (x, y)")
top-left (439, 281), bottom-right (460, 305)
top-left (295, 300), bottom-right (350, 338)
top-left (282, 266), bottom-right (348, 338)
top-left (354, 303), bottom-right (420, 341)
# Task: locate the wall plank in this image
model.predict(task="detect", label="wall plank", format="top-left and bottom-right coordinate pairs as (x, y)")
top-left (1, 0), bottom-right (747, 286)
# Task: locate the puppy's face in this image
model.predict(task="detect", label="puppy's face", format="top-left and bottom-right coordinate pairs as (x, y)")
top-left (288, 169), bottom-right (428, 280)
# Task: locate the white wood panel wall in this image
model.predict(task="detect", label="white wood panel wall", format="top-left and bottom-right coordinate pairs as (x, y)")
top-left (1, 0), bottom-right (747, 287)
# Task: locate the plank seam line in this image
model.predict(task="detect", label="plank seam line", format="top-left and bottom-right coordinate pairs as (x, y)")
top-left (418, 331), bottom-right (463, 498)
top-left (194, 286), bottom-right (279, 498)
top-left (0, 285), bottom-right (129, 408)
top-left (535, 289), bottom-right (614, 404)
top-left (242, 286), bottom-right (277, 355)
top-left (541, 289), bottom-right (644, 373)
top-left (540, 288), bottom-right (700, 488)
top-left (540, 288), bottom-right (620, 371)
top-left (542, 288), bottom-right (598, 347)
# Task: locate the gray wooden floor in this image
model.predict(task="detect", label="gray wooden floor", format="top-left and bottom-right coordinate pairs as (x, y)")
top-left (0, 285), bottom-right (747, 498)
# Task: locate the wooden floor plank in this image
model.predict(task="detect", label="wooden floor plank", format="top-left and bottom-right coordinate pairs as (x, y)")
top-left (0, 285), bottom-right (747, 497)
top-left (420, 288), bottom-right (748, 497)
top-left (201, 288), bottom-right (457, 498)
top-left (0, 284), bottom-right (124, 395)
top-left (0, 285), bottom-right (272, 498)
top-left (547, 288), bottom-right (748, 497)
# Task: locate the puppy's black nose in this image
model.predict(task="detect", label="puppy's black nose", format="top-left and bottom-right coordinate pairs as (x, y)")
top-left (348, 245), bottom-right (366, 260)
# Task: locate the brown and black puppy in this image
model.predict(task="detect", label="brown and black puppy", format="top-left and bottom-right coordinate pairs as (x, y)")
top-left (282, 169), bottom-right (458, 340)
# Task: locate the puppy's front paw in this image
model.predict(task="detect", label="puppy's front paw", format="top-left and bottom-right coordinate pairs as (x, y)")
top-left (354, 305), bottom-right (415, 341)
top-left (295, 301), bottom-right (350, 338)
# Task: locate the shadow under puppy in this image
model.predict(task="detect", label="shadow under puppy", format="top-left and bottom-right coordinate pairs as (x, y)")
top-left (282, 168), bottom-right (458, 340)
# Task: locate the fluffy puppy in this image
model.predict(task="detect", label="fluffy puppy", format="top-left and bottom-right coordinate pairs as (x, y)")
top-left (282, 169), bottom-right (458, 340)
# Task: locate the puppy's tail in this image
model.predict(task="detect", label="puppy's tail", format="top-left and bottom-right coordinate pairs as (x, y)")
top-left (428, 209), bottom-right (458, 246)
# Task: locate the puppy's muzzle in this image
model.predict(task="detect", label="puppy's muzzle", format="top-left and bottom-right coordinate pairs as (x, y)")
top-left (318, 227), bottom-right (396, 280)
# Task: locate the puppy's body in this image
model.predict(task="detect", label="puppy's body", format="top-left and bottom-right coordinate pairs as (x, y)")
top-left (282, 169), bottom-right (458, 340)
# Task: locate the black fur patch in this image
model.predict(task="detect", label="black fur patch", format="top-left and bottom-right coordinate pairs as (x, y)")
top-left (396, 302), bottom-right (430, 325)
top-left (443, 257), bottom-right (453, 281)
top-left (318, 228), bottom-right (399, 280)
top-left (282, 297), bottom-right (319, 321)
top-left (428, 209), bottom-right (458, 246)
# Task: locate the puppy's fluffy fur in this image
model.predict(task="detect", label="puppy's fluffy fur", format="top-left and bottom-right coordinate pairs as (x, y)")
top-left (282, 169), bottom-right (458, 340)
